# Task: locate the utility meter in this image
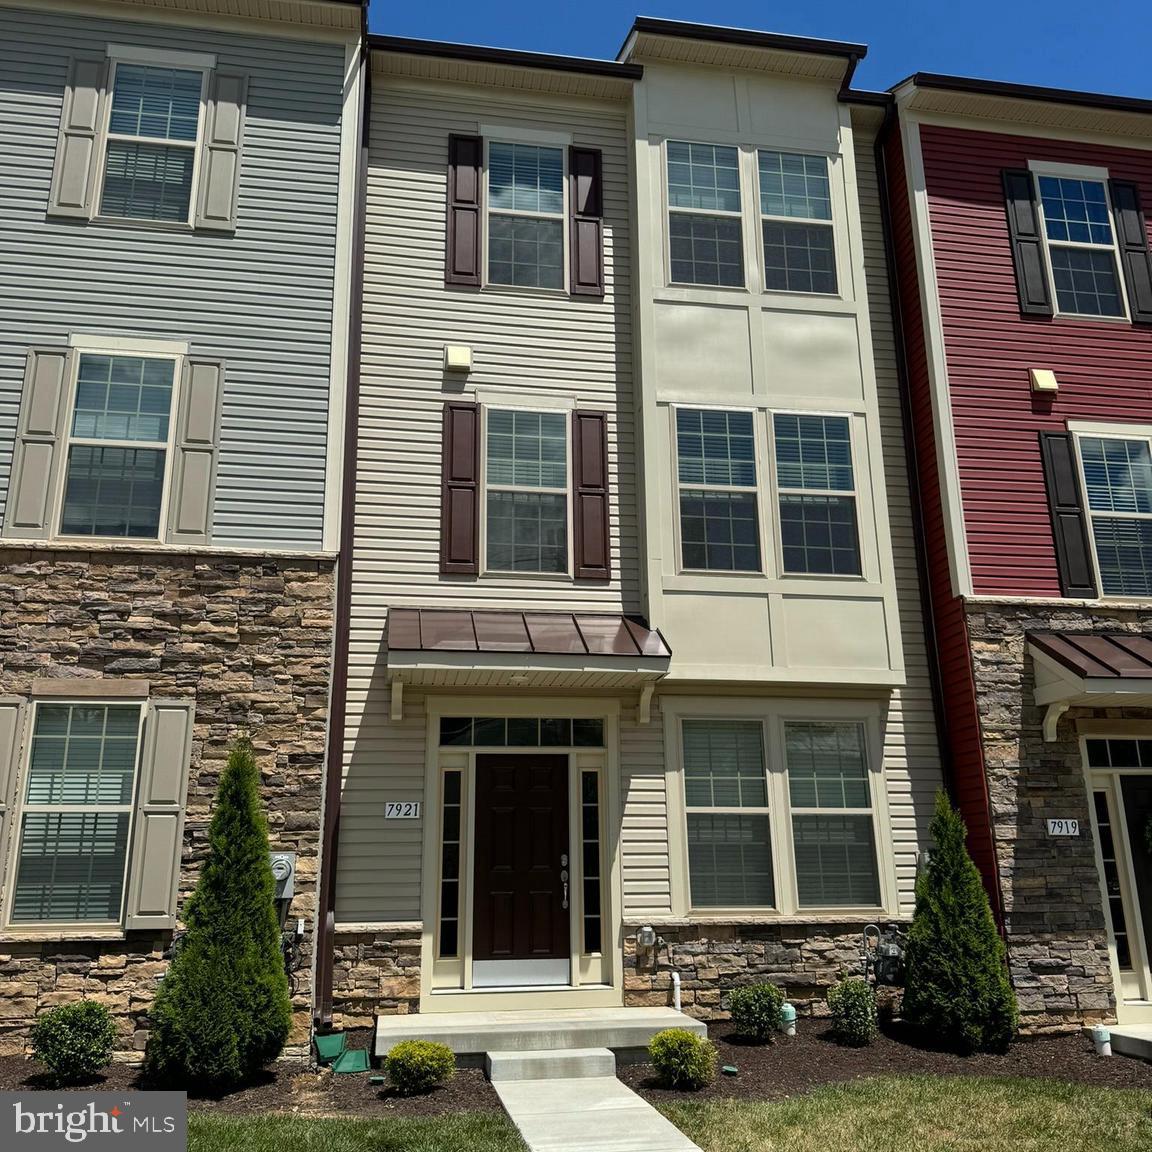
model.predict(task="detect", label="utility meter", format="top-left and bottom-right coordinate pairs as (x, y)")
top-left (636, 925), bottom-right (658, 949)
top-left (270, 852), bottom-right (296, 901)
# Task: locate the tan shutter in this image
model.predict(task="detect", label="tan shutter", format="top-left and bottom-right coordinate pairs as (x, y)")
top-left (47, 56), bottom-right (109, 219)
top-left (124, 700), bottom-right (194, 931)
top-left (194, 72), bottom-right (247, 232)
top-left (166, 358), bottom-right (223, 546)
top-left (3, 348), bottom-right (72, 540)
top-left (0, 700), bottom-right (26, 900)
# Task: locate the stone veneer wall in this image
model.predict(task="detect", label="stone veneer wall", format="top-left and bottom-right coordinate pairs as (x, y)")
top-left (0, 548), bottom-right (335, 1056)
top-left (965, 601), bottom-right (1147, 1032)
top-left (330, 929), bottom-right (423, 1026)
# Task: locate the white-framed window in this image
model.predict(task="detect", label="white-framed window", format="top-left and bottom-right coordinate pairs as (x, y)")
top-left (1075, 430), bottom-right (1152, 596)
top-left (666, 141), bottom-right (745, 288)
top-left (773, 413), bottom-right (861, 576)
top-left (99, 57), bottom-right (208, 224)
top-left (58, 348), bottom-right (181, 540)
top-left (485, 141), bottom-right (566, 291)
top-left (675, 407), bottom-right (761, 573)
top-left (483, 407), bottom-right (570, 574)
top-left (1031, 163), bottom-right (1126, 319)
top-left (757, 150), bottom-right (837, 295)
top-left (8, 702), bottom-right (144, 925)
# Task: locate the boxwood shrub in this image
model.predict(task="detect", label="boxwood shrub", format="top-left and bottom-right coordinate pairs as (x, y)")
top-left (726, 982), bottom-right (785, 1043)
top-left (384, 1039), bottom-right (456, 1095)
top-left (31, 1001), bottom-right (116, 1085)
top-left (827, 978), bottom-right (878, 1047)
top-left (648, 1028), bottom-right (716, 1090)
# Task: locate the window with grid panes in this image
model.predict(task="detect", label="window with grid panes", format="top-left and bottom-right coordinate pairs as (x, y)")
top-left (758, 151), bottom-right (837, 294)
top-left (666, 142), bottom-right (744, 287)
top-left (683, 720), bottom-right (774, 908)
top-left (60, 354), bottom-right (176, 539)
top-left (101, 64), bottom-right (203, 222)
top-left (676, 409), bottom-right (761, 572)
top-left (10, 704), bottom-right (142, 924)
top-left (485, 410), bottom-right (568, 573)
top-left (774, 413), bottom-right (861, 576)
top-left (1036, 175), bottom-right (1125, 317)
top-left (785, 722), bottom-right (880, 907)
top-left (487, 143), bottom-right (565, 289)
top-left (1076, 434), bottom-right (1152, 596)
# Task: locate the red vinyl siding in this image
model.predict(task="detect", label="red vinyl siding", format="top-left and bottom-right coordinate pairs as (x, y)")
top-left (886, 127), bottom-right (1002, 919)
top-left (919, 123), bottom-right (1152, 598)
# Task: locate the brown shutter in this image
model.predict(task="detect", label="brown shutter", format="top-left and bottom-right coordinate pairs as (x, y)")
top-left (440, 402), bottom-right (480, 574)
top-left (1039, 432), bottom-right (1097, 598)
top-left (1109, 180), bottom-right (1152, 324)
top-left (569, 146), bottom-right (604, 298)
top-left (572, 410), bottom-right (610, 580)
top-left (446, 135), bottom-right (483, 287)
top-left (1002, 169), bottom-right (1053, 317)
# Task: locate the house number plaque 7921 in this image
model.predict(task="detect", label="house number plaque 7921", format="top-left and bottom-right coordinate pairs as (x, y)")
top-left (385, 802), bottom-right (421, 819)
top-left (1046, 819), bottom-right (1079, 836)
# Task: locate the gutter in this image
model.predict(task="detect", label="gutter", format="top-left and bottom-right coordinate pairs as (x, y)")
top-left (314, 6), bottom-right (370, 1031)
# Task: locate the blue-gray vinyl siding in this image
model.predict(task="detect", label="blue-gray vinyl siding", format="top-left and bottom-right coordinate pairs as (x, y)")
top-left (0, 6), bottom-right (344, 549)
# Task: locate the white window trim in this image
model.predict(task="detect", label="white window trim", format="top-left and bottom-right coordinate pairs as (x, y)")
top-left (1070, 424), bottom-right (1152, 601)
top-left (755, 148), bottom-right (840, 298)
top-left (671, 403), bottom-right (765, 577)
top-left (663, 138), bottom-right (747, 290)
top-left (1027, 159), bottom-right (1129, 322)
top-left (50, 345), bottom-right (185, 546)
top-left (68, 333), bottom-right (190, 357)
top-left (663, 697), bottom-right (897, 920)
top-left (4, 699), bottom-right (146, 932)
top-left (481, 137), bottom-right (569, 295)
top-left (478, 123), bottom-right (571, 148)
top-left (94, 56), bottom-right (210, 228)
top-left (479, 404), bottom-right (573, 580)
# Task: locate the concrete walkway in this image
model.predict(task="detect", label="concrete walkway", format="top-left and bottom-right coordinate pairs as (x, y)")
top-left (493, 1074), bottom-right (703, 1152)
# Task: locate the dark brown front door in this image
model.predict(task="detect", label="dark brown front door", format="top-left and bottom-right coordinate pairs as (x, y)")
top-left (473, 754), bottom-right (570, 962)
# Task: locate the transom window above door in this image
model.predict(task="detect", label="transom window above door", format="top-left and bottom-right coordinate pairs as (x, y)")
top-left (487, 142), bottom-right (565, 290)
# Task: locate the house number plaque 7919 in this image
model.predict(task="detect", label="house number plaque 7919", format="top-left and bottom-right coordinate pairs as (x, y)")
top-left (1046, 819), bottom-right (1079, 836)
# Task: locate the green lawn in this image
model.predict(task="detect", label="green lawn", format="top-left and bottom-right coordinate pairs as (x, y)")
top-left (661, 1076), bottom-right (1152, 1152)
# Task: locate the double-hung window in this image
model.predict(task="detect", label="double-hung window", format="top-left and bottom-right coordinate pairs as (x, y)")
top-left (758, 151), bottom-right (837, 294)
top-left (60, 352), bottom-right (177, 539)
top-left (774, 414), bottom-right (861, 576)
top-left (10, 703), bottom-right (142, 925)
top-left (1077, 434), bottom-right (1152, 596)
top-left (666, 142), bottom-right (744, 287)
top-left (101, 62), bottom-right (205, 223)
top-left (485, 409), bottom-right (569, 574)
top-left (676, 408), bottom-right (761, 573)
top-left (1034, 172), bottom-right (1125, 318)
top-left (487, 142), bottom-right (565, 290)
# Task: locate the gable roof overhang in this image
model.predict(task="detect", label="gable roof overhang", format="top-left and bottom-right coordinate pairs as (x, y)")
top-left (1029, 632), bottom-right (1152, 740)
top-left (93, 0), bottom-right (364, 32)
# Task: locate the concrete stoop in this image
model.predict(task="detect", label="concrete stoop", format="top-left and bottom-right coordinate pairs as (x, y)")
top-left (486, 1047), bottom-right (617, 1082)
top-left (1109, 1025), bottom-right (1152, 1061)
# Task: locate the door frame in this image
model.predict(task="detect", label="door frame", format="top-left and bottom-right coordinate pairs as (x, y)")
top-left (419, 696), bottom-right (623, 1013)
top-left (1080, 729), bottom-right (1152, 1024)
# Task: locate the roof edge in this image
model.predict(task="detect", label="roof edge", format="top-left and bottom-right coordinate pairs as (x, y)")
top-left (900, 72), bottom-right (1152, 118)
top-left (369, 34), bottom-right (644, 80)
top-left (621, 16), bottom-right (866, 62)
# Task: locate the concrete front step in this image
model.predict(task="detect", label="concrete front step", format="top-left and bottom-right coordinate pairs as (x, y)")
top-left (374, 1006), bottom-right (706, 1061)
top-left (486, 1047), bottom-right (616, 1082)
top-left (1109, 1025), bottom-right (1152, 1061)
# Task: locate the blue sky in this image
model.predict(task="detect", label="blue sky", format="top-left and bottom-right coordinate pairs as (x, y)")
top-left (370, 1), bottom-right (1152, 99)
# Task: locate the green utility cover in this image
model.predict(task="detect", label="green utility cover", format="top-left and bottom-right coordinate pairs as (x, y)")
top-left (332, 1048), bottom-right (371, 1074)
top-left (368, 1075), bottom-right (386, 1085)
top-left (314, 1032), bottom-right (347, 1064)
top-left (722, 1065), bottom-right (739, 1076)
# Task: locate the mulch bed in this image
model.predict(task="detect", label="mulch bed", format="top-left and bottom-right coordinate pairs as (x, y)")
top-left (0, 1030), bottom-right (503, 1119)
top-left (619, 1020), bottom-right (1152, 1103)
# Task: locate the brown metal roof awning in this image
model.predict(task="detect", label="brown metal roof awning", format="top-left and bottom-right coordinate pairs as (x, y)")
top-left (1029, 632), bottom-right (1152, 740)
top-left (386, 608), bottom-right (671, 693)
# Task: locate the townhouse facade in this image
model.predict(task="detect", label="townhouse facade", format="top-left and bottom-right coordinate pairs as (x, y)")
top-left (318, 20), bottom-right (943, 1029)
top-left (0, 0), bottom-right (363, 1053)
top-left (887, 75), bottom-right (1152, 1031)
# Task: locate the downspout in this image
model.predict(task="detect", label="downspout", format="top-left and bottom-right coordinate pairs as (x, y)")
top-left (315, 13), bottom-right (371, 1030)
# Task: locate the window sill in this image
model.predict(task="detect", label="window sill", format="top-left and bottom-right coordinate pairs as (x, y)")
top-left (0, 927), bottom-right (127, 944)
top-left (1050, 312), bottom-right (1131, 325)
top-left (479, 570), bottom-right (575, 583)
top-left (481, 283), bottom-right (571, 300)
top-left (664, 909), bottom-right (902, 926)
top-left (91, 215), bottom-right (196, 234)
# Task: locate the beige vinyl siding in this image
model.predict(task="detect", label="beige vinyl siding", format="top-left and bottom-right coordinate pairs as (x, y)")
top-left (854, 116), bottom-right (943, 913)
top-left (336, 74), bottom-right (639, 922)
top-left (620, 700), bottom-right (671, 918)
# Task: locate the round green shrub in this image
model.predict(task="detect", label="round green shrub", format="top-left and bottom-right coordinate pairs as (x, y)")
top-left (31, 1001), bottom-right (116, 1085)
top-left (827, 978), bottom-right (878, 1047)
top-left (726, 982), bottom-right (785, 1043)
top-left (384, 1040), bottom-right (456, 1096)
top-left (648, 1028), bottom-right (716, 1090)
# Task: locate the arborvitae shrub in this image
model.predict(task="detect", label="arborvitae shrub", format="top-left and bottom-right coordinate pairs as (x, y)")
top-left (31, 1001), bottom-right (116, 1085)
top-left (902, 791), bottom-right (1018, 1054)
top-left (648, 1028), bottom-right (717, 1090)
top-left (726, 983), bottom-right (785, 1043)
top-left (144, 740), bottom-right (291, 1092)
top-left (384, 1040), bottom-right (456, 1095)
top-left (827, 978), bottom-right (877, 1047)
